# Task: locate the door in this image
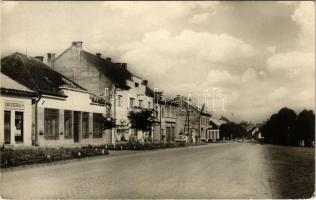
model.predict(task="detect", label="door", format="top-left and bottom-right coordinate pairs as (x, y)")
top-left (4, 111), bottom-right (11, 144)
top-left (73, 111), bottom-right (80, 142)
top-left (15, 112), bottom-right (23, 143)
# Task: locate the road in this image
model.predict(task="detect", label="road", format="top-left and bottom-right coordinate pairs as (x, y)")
top-left (1, 142), bottom-right (314, 199)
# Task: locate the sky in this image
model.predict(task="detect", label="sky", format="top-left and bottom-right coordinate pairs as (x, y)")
top-left (1, 1), bottom-right (315, 123)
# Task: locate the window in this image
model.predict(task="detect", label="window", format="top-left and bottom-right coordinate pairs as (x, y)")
top-left (148, 102), bottom-right (151, 109)
top-left (129, 98), bottom-right (135, 108)
top-left (64, 110), bottom-right (73, 139)
top-left (82, 112), bottom-right (89, 138)
top-left (44, 108), bottom-right (59, 140)
top-left (117, 95), bottom-right (122, 107)
top-left (93, 113), bottom-right (103, 138)
top-left (135, 82), bottom-right (139, 87)
top-left (139, 100), bottom-right (143, 108)
top-left (4, 111), bottom-right (11, 144)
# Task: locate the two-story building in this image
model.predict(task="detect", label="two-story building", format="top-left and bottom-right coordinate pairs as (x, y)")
top-left (1, 52), bottom-right (112, 147)
top-left (172, 96), bottom-right (212, 144)
top-left (155, 99), bottom-right (177, 144)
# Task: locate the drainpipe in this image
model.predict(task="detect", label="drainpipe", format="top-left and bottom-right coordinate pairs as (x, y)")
top-left (112, 85), bottom-right (117, 148)
top-left (34, 94), bottom-right (42, 146)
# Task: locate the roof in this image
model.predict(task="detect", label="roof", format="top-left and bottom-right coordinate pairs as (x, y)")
top-left (145, 86), bottom-right (155, 97)
top-left (210, 117), bottom-right (226, 127)
top-left (1, 73), bottom-right (34, 93)
top-left (1, 73), bottom-right (36, 97)
top-left (1, 52), bottom-right (86, 97)
top-left (81, 51), bottom-right (131, 90)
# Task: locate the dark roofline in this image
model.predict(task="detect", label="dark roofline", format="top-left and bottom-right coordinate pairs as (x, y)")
top-left (1, 88), bottom-right (37, 97)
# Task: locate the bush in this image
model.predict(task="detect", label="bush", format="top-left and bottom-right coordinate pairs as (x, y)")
top-left (1, 146), bottom-right (109, 168)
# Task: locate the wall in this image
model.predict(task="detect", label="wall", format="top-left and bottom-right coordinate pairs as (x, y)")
top-left (0, 95), bottom-right (33, 147)
top-left (36, 89), bottom-right (111, 147)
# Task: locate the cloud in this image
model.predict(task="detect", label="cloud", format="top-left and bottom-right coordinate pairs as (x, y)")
top-left (119, 29), bottom-right (255, 88)
top-left (267, 51), bottom-right (315, 80)
top-left (268, 87), bottom-right (290, 100)
top-left (291, 1), bottom-right (315, 50)
top-left (190, 13), bottom-right (210, 24)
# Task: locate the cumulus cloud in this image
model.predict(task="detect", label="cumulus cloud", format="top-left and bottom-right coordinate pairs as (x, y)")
top-left (291, 1), bottom-right (315, 51)
top-left (267, 52), bottom-right (315, 80)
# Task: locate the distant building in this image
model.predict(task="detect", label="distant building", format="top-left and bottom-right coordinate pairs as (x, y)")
top-left (204, 117), bottom-right (226, 142)
top-left (1, 52), bottom-right (111, 147)
top-left (155, 99), bottom-right (177, 144)
top-left (172, 96), bottom-right (212, 144)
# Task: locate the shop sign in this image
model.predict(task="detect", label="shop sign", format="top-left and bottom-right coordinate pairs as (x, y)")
top-left (5, 101), bottom-right (25, 111)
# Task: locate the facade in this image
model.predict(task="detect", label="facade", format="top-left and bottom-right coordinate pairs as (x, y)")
top-left (172, 97), bottom-right (211, 144)
top-left (51, 41), bottom-right (156, 144)
top-left (0, 73), bottom-right (36, 147)
top-left (1, 52), bottom-right (112, 147)
top-left (203, 117), bottom-right (225, 142)
top-left (115, 75), bottom-right (154, 143)
top-left (155, 100), bottom-right (177, 144)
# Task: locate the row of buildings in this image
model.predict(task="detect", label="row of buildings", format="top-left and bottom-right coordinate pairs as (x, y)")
top-left (1, 41), bottom-right (224, 148)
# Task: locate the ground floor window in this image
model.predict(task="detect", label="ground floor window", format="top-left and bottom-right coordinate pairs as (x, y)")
top-left (93, 113), bottom-right (103, 138)
top-left (4, 111), bottom-right (11, 144)
top-left (64, 110), bottom-right (73, 139)
top-left (44, 108), bottom-right (59, 140)
top-left (82, 112), bottom-right (89, 138)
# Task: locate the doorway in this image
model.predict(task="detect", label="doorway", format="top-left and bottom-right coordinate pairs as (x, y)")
top-left (73, 111), bottom-right (80, 142)
top-left (15, 112), bottom-right (23, 143)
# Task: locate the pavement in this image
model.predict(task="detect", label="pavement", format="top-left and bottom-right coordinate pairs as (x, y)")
top-left (1, 142), bottom-right (314, 199)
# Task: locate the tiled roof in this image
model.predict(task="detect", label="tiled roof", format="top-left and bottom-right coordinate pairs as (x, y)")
top-left (81, 51), bottom-right (131, 90)
top-left (1, 52), bottom-right (86, 97)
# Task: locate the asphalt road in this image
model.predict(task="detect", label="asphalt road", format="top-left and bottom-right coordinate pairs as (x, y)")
top-left (1, 142), bottom-right (314, 199)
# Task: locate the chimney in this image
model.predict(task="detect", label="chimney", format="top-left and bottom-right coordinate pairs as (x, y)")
top-left (96, 53), bottom-right (102, 58)
top-left (142, 80), bottom-right (148, 85)
top-left (122, 63), bottom-right (127, 70)
top-left (47, 53), bottom-right (55, 67)
top-left (106, 57), bottom-right (111, 62)
top-left (35, 56), bottom-right (44, 62)
top-left (72, 41), bottom-right (83, 50)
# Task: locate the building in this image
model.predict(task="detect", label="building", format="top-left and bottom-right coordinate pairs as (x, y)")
top-left (203, 117), bottom-right (226, 142)
top-left (0, 73), bottom-right (36, 147)
top-left (1, 52), bottom-right (112, 147)
top-left (172, 96), bottom-right (212, 144)
top-left (51, 41), bottom-right (156, 144)
top-left (155, 99), bottom-right (177, 144)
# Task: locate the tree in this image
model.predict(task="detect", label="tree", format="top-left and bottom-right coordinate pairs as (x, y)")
top-left (262, 107), bottom-right (297, 145)
top-left (128, 108), bottom-right (157, 143)
top-left (219, 123), bottom-right (249, 140)
top-left (293, 110), bottom-right (315, 147)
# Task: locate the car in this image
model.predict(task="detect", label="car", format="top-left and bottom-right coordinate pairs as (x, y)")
top-left (175, 135), bottom-right (189, 144)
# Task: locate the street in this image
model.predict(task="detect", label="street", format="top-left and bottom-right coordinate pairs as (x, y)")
top-left (1, 142), bottom-right (314, 199)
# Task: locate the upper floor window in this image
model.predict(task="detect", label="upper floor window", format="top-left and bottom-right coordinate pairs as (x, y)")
top-left (135, 82), bottom-right (139, 87)
top-left (139, 100), bottom-right (143, 108)
top-left (117, 95), bottom-right (122, 107)
top-left (129, 98), bottom-right (135, 108)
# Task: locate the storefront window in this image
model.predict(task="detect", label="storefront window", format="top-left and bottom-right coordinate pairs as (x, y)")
top-left (15, 112), bottom-right (24, 143)
top-left (82, 112), bottom-right (89, 138)
top-left (44, 108), bottom-right (59, 140)
top-left (64, 110), bottom-right (72, 139)
top-left (93, 113), bottom-right (103, 138)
